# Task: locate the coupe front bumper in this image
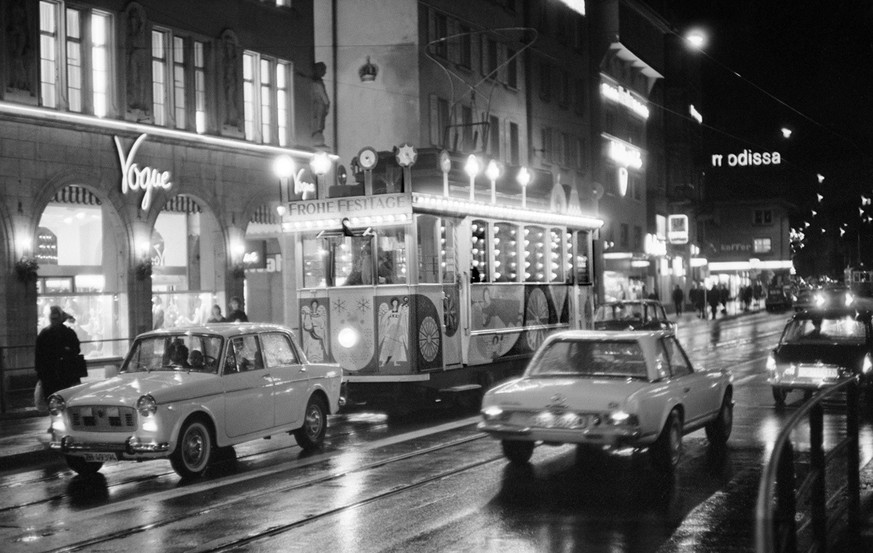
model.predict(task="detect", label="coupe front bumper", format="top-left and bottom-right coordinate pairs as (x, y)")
top-left (477, 421), bottom-right (653, 447)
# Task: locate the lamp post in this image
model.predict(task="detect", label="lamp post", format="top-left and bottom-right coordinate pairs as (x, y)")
top-left (517, 166), bottom-right (531, 209)
top-left (465, 154), bottom-right (480, 202)
top-left (310, 151), bottom-right (331, 199)
top-left (272, 154), bottom-right (295, 216)
top-left (486, 160), bottom-right (500, 204)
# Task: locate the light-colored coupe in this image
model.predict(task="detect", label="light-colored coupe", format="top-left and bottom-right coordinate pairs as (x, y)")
top-left (49, 323), bottom-right (342, 478)
top-left (479, 330), bottom-right (733, 470)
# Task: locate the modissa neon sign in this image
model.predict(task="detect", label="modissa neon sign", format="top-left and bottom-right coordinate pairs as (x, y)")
top-left (711, 150), bottom-right (781, 168)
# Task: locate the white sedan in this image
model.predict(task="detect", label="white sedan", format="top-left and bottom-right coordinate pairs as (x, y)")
top-left (478, 330), bottom-right (733, 470)
top-left (49, 323), bottom-right (342, 478)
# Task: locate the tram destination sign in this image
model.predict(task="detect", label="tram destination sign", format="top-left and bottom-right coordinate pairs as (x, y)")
top-left (288, 193), bottom-right (412, 222)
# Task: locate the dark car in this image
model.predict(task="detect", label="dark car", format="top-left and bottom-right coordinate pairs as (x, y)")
top-left (593, 299), bottom-right (676, 333)
top-left (765, 285), bottom-right (793, 312)
top-left (767, 308), bottom-right (873, 406)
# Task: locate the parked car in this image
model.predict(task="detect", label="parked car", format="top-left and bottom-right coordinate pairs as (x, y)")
top-left (478, 330), bottom-right (733, 470)
top-left (49, 323), bottom-right (342, 478)
top-left (767, 308), bottom-right (873, 406)
top-left (593, 300), bottom-right (676, 333)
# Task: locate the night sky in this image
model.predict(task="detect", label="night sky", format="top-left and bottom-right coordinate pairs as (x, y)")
top-left (646, 0), bottom-right (873, 275)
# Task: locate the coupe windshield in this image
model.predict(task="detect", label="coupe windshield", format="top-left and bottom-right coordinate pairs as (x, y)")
top-left (121, 334), bottom-right (224, 374)
top-left (782, 316), bottom-right (867, 345)
top-left (528, 339), bottom-right (648, 379)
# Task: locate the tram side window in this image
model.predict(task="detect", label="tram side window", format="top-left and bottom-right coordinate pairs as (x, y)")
top-left (550, 228), bottom-right (564, 283)
top-left (494, 222), bottom-right (518, 282)
top-left (302, 233), bottom-right (327, 288)
top-left (441, 218), bottom-right (458, 283)
top-left (524, 226), bottom-right (547, 283)
top-left (340, 236), bottom-right (374, 286)
top-left (417, 215), bottom-right (439, 284)
top-left (575, 231), bottom-right (591, 285)
top-left (471, 220), bottom-right (489, 282)
top-left (376, 226), bottom-right (407, 284)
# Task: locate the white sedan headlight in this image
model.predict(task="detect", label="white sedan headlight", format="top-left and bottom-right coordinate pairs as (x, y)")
top-left (48, 394), bottom-right (66, 416)
top-left (136, 394), bottom-right (158, 417)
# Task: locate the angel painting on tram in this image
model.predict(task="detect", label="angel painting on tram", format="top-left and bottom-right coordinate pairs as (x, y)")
top-left (280, 147), bottom-right (603, 412)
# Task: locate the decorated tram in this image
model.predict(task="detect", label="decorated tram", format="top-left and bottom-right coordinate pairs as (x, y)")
top-left (278, 146), bottom-right (603, 412)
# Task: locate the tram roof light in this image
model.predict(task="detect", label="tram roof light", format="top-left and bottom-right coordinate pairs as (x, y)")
top-left (517, 167), bottom-right (532, 187)
top-left (465, 155), bottom-right (481, 178)
top-left (486, 160), bottom-right (501, 181)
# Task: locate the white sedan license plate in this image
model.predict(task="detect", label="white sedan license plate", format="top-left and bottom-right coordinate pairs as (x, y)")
top-left (797, 366), bottom-right (838, 380)
top-left (82, 452), bottom-right (116, 462)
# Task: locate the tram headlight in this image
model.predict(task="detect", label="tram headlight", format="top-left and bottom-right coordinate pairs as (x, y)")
top-left (338, 327), bottom-right (360, 349)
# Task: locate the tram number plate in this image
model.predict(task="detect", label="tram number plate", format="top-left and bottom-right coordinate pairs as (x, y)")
top-left (797, 367), bottom-right (838, 380)
top-left (82, 452), bottom-right (116, 462)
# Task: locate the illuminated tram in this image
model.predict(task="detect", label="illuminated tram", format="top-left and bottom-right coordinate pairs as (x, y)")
top-left (279, 147), bottom-right (602, 412)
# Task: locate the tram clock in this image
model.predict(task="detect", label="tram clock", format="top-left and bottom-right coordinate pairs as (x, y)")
top-left (358, 146), bottom-right (378, 170)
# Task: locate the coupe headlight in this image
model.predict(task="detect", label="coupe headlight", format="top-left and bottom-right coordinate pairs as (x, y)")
top-left (482, 405), bottom-right (504, 420)
top-left (845, 292), bottom-right (854, 307)
top-left (814, 293), bottom-right (825, 307)
top-left (136, 394), bottom-right (158, 417)
top-left (607, 411), bottom-right (638, 426)
top-left (766, 354), bottom-right (777, 372)
top-left (863, 354), bottom-right (872, 375)
top-left (48, 394), bottom-right (66, 416)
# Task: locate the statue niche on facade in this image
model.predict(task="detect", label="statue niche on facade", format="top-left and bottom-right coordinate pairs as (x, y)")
top-left (311, 61), bottom-right (330, 146)
top-left (125, 3), bottom-right (150, 115)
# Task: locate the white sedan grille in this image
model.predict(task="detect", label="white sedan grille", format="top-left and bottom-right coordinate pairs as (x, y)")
top-left (70, 405), bottom-right (137, 432)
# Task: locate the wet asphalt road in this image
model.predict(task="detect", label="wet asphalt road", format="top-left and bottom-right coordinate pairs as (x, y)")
top-left (2, 311), bottom-right (871, 552)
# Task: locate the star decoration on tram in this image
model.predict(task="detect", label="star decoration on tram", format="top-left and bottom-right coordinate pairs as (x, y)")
top-left (333, 299), bottom-right (347, 313)
top-left (357, 298), bottom-right (370, 312)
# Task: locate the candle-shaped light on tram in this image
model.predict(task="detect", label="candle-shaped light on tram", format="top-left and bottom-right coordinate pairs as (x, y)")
top-left (486, 160), bottom-right (500, 205)
top-left (310, 151), bottom-right (331, 198)
top-left (465, 155), bottom-right (480, 201)
top-left (517, 166), bottom-right (532, 209)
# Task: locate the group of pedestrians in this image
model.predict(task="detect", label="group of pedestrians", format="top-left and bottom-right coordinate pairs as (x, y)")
top-left (684, 282), bottom-right (731, 320)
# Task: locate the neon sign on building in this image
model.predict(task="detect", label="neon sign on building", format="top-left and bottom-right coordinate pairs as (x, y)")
top-left (600, 82), bottom-right (650, 119)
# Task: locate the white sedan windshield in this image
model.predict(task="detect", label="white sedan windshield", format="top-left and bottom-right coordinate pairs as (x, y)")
top-left (529, 340), bottom-right (648, 379)
top-left (122, 334), bottom-right (224, 374)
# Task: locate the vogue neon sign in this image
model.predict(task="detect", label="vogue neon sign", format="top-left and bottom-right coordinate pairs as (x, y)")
top-left (114, 134), bottom-right (173, 211)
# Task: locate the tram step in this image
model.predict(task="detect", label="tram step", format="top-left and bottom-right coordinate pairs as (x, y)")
top-left (438, 384), bottom-right (482, 394)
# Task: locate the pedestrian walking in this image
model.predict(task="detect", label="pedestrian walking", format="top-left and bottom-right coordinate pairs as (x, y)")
top-left (226, 296), bottom-right (248, 322)
top-left (708, 285), bottom-right (721, 320)
top-left (35, 306), bottom-right (83, 431)
top-left (671, 285), bottom-right (685, 315)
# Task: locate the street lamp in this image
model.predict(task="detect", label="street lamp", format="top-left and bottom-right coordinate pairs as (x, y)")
top-left (465, 154), bottom-right (480, 202)
top-left (486, 160), bottom-right (500, 204)
top-left (310, 151), bottom-right (332, 198)
top-left (273, 154), bottom-right (295, 216)
top-left (685, 29), bottom-right (707, 50)
top-left (517, 166), bottom-right (531, 209)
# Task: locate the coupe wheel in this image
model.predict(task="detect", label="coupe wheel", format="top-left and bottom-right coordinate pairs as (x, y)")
top-left (705, 392), bottom-right (733, 445)
top-left (65, 455), bottom-right (103, 475)
top-left (501, 440), bottom-right (535, 464)
top-left (294, 395), bottom-right (327, 450)
top-left (772, 387), bottom-right (788, 407)
top-left (650, 410), bottom-right (683, 471)
top-left (170, 418), bottom-right (213, 478)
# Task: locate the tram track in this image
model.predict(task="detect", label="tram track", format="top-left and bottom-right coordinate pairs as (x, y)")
top-left (41, 431), bottom-right (489, 553)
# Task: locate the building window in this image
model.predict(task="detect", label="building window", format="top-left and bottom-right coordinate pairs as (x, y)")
top-left (430, 11), bottom-right (448, 59)
top-left (632, 174), bottom-right (641, 200)
top-left (151, 30), bottom-right (169, 126)
top-left (430, 95), bottom-right (450, 147)
top-left (557, 69), bottom-right (569, 108)
top-left (539, 63), bottom-right (551, 102)
top-left (620, 224), bottom-right (629, 249)
top-left (242, 52), bottom-right (292, 144)
top-left (483, 37), bottom-right (499, 79)
top-left (574, 79), bottom-right (586, 116)
top-left (193, 41), bottom-right (207, 133)
top-left (541, 127), bottom-right (553, 162)
top-left (458, 24), bottom-right (472, 68)
top-left (754, 238), bottom-right (772, 253)
top-left (172, 36), bottom-right (186, 129)
top-left (506, 48), bottom-right (518, 88)
top-left (754, 209), bottom-right (773, 225)
top-left (488, 115), bottom-right (500, 157)
top-left (509, 122), bottom-right (519, 165)
top-left (39, 2), bottom-right (112, 116)
top-left (633, 226), bottom-right (642, 251)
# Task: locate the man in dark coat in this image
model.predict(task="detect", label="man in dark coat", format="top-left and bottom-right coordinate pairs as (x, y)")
top-left (35, 306), bottom-right (82, 403)
top-left (671, 285), bottom-right (684, 315)
top-left (226, 296), bottom-right (248, 322)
